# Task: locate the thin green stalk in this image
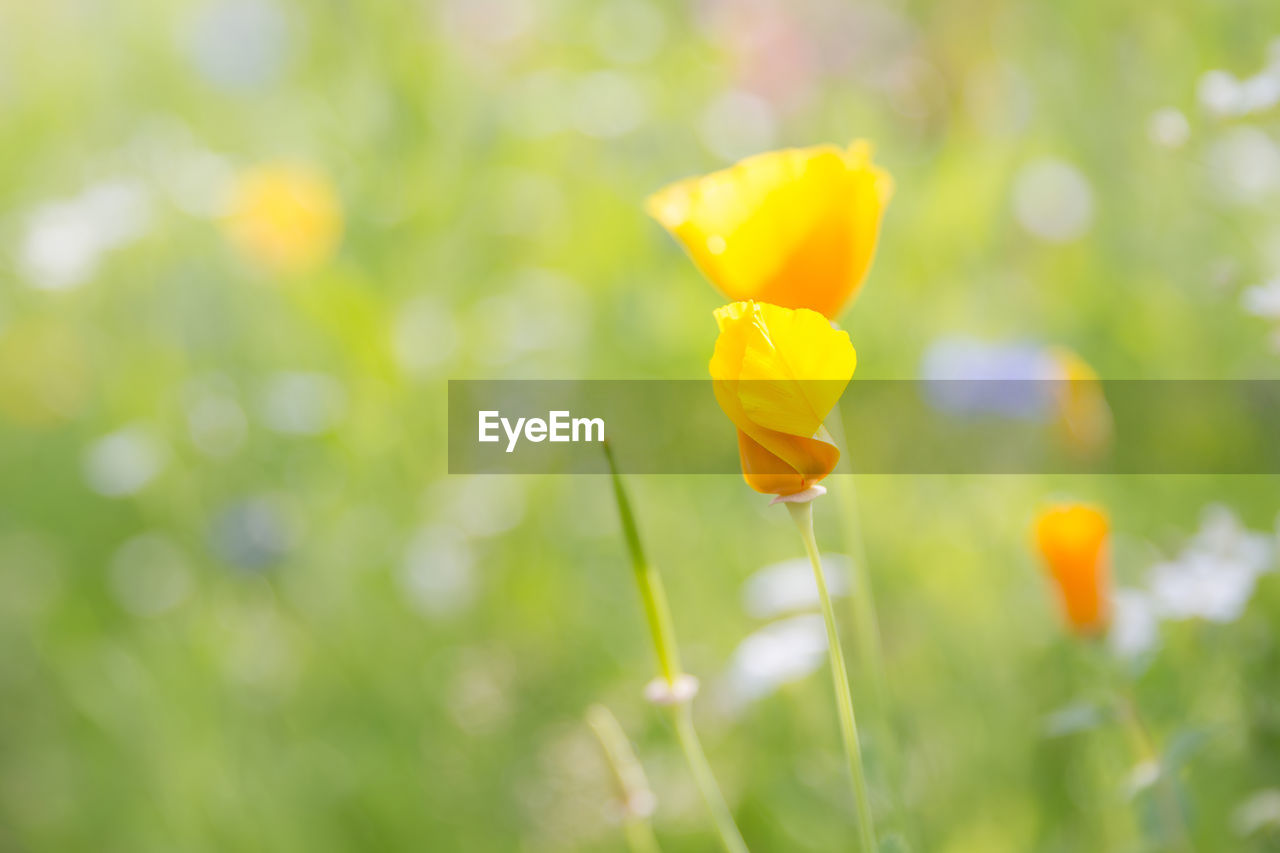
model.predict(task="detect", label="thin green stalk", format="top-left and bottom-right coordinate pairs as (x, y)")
top-left (788, 499), bottom-right (877, 852)
top-left (826, 408), bottom-right (911, 849)
top-left (587, 704), bottom-right (661, 853)
top-left (672, 703), bottom-right (747, 853)
top-left (604, 444), bottom-right (749, 853)
top-left (1114, 687), bottom-right (1194, 852)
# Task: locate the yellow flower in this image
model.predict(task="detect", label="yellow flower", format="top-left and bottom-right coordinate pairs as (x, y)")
top-left (224, 164), bottom-right (342, 275)
top-left (1033, 503), bottom-right (1110, 635)
top-left (1047, 347), bottom-right (1112, 457)
top-left (647, 141), bottom-right (893, 319)
top-left (709, 301), bottom-right (856, 496)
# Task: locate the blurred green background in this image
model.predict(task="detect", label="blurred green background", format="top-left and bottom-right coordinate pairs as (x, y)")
top-left (3, 0), bottom-right (1280, 850)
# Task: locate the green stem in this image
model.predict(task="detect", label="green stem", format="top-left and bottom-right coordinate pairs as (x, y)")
top-left (604, 444), bottom-right (749, 853)
top-left (1114, 686), bottom-right (1194, 852)
top-left (826, 409), bottom-right (910, 849)
top-left (606, 443), bottom-right (682, 683)
top-left (586, 704), bottom-right (662, 853)
top-left (788, 499), bottom-right (878, 852)
top-left (672, 703), bottom-right (748, 853)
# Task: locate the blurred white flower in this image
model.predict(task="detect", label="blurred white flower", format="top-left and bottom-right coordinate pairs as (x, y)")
top-left (1109, 587), bottom-right (1159, 660)
top-left (1207, 127), bottom-right (1280, 204)
top-left (1234, 788), bottom-right (1280, 836)
top-left (1147, 108), bottom-right (1190, 149)
top-left (699, 90), bottom-right (777, 163)
top-left (401, 523), bottom-right (476, 618)
top-left (572, 71), bottom-right (648, 138)
top-left (83, 425), bottom-right (167, 497)
top-left (1198, 58), bottom-right (1280, 118)
top-left (590, 0), bottom-right (665, 65)
top-left (1012, 159), bottom-right (1094, 243)
top-left (185, 0), bottom-right (290, 91)
top-left (109, 534), bottom-right (192, 617)
top-left (257, 371), bottom-right (346, 436)
top-left (1198, 69), bottom-right (1243, 117)
top-left (741, 554), bottom-right (850, 619)
top-left (1149, 504), bottom-right (1274, 623)
top-left (720, 613), bottom-right (827, 710)
top-left (19, 180), bottom-right (152, 291)
top-left (1242, 277), bottom-right (1280, 319)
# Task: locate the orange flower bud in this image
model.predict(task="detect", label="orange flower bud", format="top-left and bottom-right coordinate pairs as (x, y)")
top-left (1034, 503), bottom-right (1110, 635)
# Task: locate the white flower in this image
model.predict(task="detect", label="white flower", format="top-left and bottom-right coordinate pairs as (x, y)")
top-left (1234, 788), bottom-right (1280, 836)
top-left (1242, 278), bottom-right (1280, 319)
top-left (1109, 587), bottom-right (1159, 660)
top-left (83, 425), bottom-right (168, 497)
top-left (720, 614), bottom-right (828, 710)
top-left (1148, 505), bottom-right (1274, 623)
top-left (19, 180), bottom-right (152, 291)
top-left (741, 554), bottom-right (851, 619)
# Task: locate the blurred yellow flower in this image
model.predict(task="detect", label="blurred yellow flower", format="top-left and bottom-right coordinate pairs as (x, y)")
top-left (1034, 503), bottom-right (1110, 635)
top-left (709, 301), bottom-right (855, 495)
top-left (224, 164), bottom-right (342, 275)
top-left (647, 141), bottom-right (893, 319)
top-left (1048, 347), bottom-right (1112, 457)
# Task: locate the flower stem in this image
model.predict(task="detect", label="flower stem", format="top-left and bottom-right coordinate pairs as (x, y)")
top-left (604, 444), bottom-right (748, 853)
top-left (788, 499), bottom-right (878, 852)
top-left (1114, 686), bottom-right (1194, 852)
top-left (587, 704), bottom-right (662, 853)
top-left (672, 703), bottom-right (748, 853)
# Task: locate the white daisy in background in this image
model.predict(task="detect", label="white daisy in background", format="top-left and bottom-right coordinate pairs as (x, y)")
top-left (1148, 505), bottom-right (1275, 623)
top-left (1109, 587), bottom-right (1160, 660)
top-left (1234, 788), bottom-right (1280, 837)
top-left (741, 553), bottom-right (851, 619)
top-left (1242, 277), bottom-right (1280, 319)
top-left (19, 180), bottom-right (152, 291)
top-left (719, 614), bottom-right (828, 712)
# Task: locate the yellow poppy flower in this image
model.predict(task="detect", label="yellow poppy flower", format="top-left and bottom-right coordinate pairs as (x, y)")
top-left (224, 164), bottom-right (342, 275)
top-left (1047, 347), bottom-right (1112, 458)
top-left (709, 301), bottom-right (856, 496)
top-left (647, 141), bottom-right (893, 319)
top-left (1034, 503), bottom-right (1110, 635)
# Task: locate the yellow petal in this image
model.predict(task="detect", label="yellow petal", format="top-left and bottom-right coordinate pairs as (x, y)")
top-left (709, 301), bottom-right (855, 495)
top-left (648, 141), bottom-right (893, 318)
top-left (1047, 347), bottom-right (1113, 457)
top-left (710, 301), bottom-right (856, 437)
top-left (224, 164), bottom-right (343, 275)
